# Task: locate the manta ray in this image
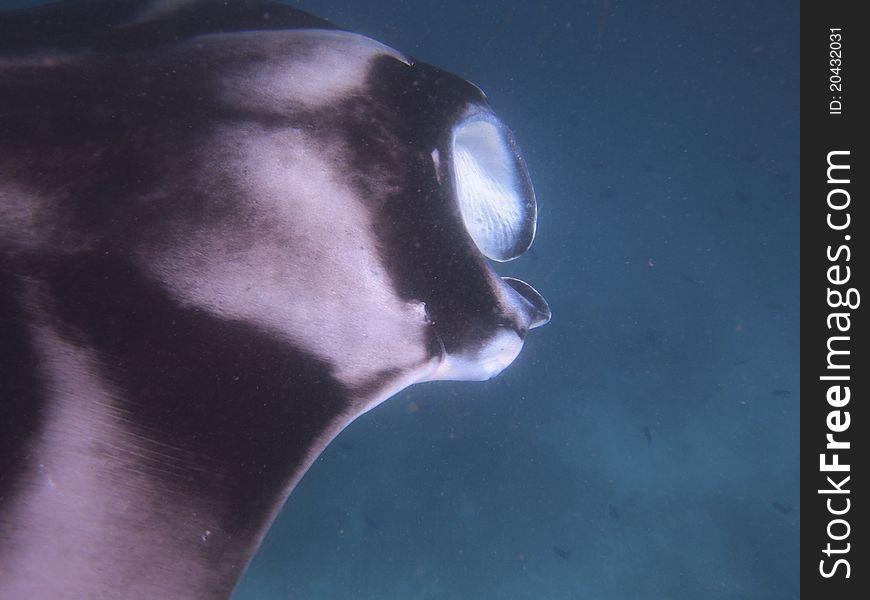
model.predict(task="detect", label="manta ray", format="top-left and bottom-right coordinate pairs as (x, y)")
top-left (0, 1), bottom-right (550, 597)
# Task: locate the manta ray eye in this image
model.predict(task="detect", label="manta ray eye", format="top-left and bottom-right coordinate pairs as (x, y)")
top-left (450, 113), bottom-right (537, 262)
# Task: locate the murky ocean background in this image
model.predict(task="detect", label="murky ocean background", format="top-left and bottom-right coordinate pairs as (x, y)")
top-left (2, 1), bottom-right (800, 598)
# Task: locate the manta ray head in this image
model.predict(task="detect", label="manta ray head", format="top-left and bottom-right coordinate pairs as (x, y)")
top-left (130, 32), bottom-right (551, 399)
top-left (0, 4), bottom-right (550, 598)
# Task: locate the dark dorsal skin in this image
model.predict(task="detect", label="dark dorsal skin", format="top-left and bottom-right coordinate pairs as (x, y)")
top-left (0, 1), bottom-right (549, 598)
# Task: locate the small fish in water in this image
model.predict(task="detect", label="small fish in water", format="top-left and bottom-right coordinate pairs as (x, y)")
top-left (552, 546), bottom-right (571, 561)
top-left (772, 389), bottom-right (792, 397)
top-left (772, 502), bottom-right (793, 516)
top-left (608, 504), bottom-right (620, 520)
top-left (643, 426), bottom-right (652, 446)
top-left (363, 513), bottom-right (382, 531)
top-left (680, 273), bottom-right (701, 286)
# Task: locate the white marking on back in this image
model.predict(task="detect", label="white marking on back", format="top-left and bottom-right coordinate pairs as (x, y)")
top-left (123, 0), bottom-right (205, 26)
top-left (144, 124), bottom-right (434, 388)
top-left (201, 29), bottom-right (410, 113)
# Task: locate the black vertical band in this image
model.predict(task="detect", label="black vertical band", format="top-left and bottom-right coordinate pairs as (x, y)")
top-left (801, 2), bottom-right (866, 596)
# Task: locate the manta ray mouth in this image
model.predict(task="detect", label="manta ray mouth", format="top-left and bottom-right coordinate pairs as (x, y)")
top-left (426, 328), bottom-right (524, 382)
top-left (423, 276), bottom-right (548, 383)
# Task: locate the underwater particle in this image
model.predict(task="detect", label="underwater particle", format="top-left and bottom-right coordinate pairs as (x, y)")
top-left (552, 546), bottom-right (571, 561)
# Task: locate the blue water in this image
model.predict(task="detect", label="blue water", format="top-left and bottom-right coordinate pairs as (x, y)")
top-left (3, 1), bottom-right (800, 598)
top-left (234, 2), bottom-right (799, 598)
